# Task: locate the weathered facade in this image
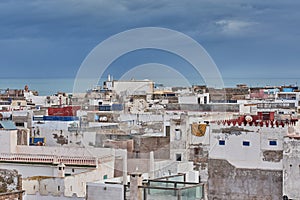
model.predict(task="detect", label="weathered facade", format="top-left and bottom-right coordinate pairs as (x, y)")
top-left (208, 159), bottom-right (282, 200)
top-left (0, 169), bottom-right (23, 200)
top-left (283, 136), bottom-right (300, 199)
top-left (208, 123), bottom-right (288, 200)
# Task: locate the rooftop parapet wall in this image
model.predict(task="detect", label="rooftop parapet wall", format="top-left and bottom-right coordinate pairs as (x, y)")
top-left (212, 118), bottom-right (297, 128)
top-left (0, 153), bottom-right (113, 167)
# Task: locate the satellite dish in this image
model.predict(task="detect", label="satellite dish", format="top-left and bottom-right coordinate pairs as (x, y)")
top-left (245, 115), bottom-right (253, 122)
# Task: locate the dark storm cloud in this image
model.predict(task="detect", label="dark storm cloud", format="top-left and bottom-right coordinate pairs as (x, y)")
top-left (0, 0), bottom-right (299, 79)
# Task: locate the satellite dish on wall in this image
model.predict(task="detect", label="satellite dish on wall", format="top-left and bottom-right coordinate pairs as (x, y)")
top-left (245, 115), bottom-right (253, 122)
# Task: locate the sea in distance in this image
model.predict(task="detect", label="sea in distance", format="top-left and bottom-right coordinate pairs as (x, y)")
top-left (0, 77), bottom-right (299, 96)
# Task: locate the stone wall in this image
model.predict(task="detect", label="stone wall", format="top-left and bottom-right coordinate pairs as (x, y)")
top-left (208, 87), bottom-right (249, 101)
top-left (129, 136), bottom-right (170, 159)
top-left (262, 150), bottom-right (283, 162)
top-left (0, 169), bottom-right (20, 193)
top-left (0, 169), bottom-right (23, 200)
top-left (283, 137), bottom-right (300, 199)
top-left (104, 140), bottom-right (134, 152)
top-left (208, 159), bottom-right (282, 200)
top-left (0, 190), bottom-right (24, 200)
top-left (86, 183), bottom-right (124, 200)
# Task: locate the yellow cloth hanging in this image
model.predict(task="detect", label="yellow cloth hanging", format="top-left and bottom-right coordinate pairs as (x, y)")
top-left (192, 123), bottom-right (206, 137)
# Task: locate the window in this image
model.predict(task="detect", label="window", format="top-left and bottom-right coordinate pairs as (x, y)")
top-left (204, 96), bottom-right (207, 104)
top-left (269, 140), bottom-right (277, 146)
top-left (103, 175), bottom-right (108, 180)
top-left (219, 140), bottom-right (225, 145)
top-left (58, 186), bottom-right (60, 191)
top-left (175, 128), bottom-right (181, 140)
top-left (15, 122), bottom-right (24, 127)
top-left (135, 151), bottom-right (140, 158)
top-left (72, 168), bottom-right (75, 173)
top-left (243, 141), bottom-right (250, 146)
top-left (165, 126), bottom-right (170, 137)
top-left (176, 153), bottom-right (182, 161)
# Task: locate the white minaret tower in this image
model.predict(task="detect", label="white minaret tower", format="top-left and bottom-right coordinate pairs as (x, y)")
top-left (57, 162), bottom-right (66, 177)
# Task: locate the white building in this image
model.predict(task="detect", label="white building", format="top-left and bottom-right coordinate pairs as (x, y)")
top-left (178, 93), bottom-right (209, 104)
top-left (0, 120), bottom-right (116, 199)
top-left (0, 121), bottom-right (18, 153)
top-left (283, 124), bottom-right (300, 199)
top-left (110, 80), bottom-right (154, 96)
top-left (208, 122), bottom-right (292, 199)
top-left (23, 156), bottom-right (114, 199)
top-left (276, 91), bottom-right (300, 107)
top-left (209, 123), bottom-right (286, 170)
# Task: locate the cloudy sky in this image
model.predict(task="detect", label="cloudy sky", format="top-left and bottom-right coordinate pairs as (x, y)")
top-left (1, 0), bottom-right (300, 84)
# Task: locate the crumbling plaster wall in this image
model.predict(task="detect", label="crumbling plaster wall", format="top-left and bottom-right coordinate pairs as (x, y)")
top-left (208, 159), bottom-right (282, 200)
top-left (283, 137), bottom-right (300, 199)
top-left (0, 169), bottom-right (20, 193)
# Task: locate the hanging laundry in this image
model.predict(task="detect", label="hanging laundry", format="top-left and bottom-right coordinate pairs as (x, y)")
top-left (192, 123), bottom-right (207, 137)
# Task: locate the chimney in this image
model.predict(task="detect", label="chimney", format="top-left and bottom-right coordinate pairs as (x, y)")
top-left (123, 152), bottom-right (128, 185)
top-left (149, 151), bottom-right (154, 179)
top-left (57, 162), bottom-right (65, 177)
top-left (130, 172), bottom-right (143, 200)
